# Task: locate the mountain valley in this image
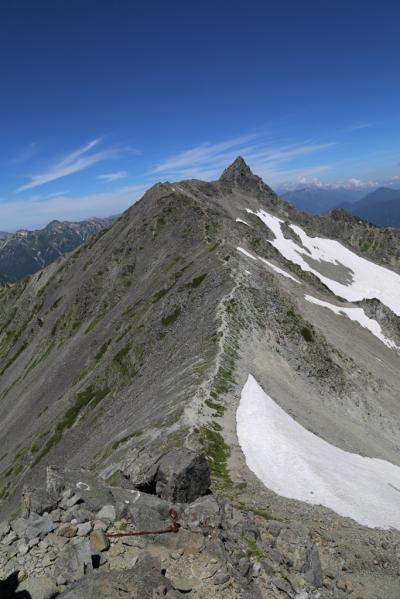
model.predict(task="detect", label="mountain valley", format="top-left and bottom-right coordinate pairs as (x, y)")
top-left (0, 217), bottom-right (115, 284)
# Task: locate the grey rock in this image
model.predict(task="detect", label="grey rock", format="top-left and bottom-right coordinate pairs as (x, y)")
top-left (89, 528), bottom-right (109, 552)
top-left (60, 506), bottom-right (93, 524)
top-left (50, 508), bottom-right (63, 522)
top-left (61, 488), bottom-right (74, 502)
top-left (60, 492), bottom-right (82, 510)
top-left (77, 521), bottom-right (92, 536)
top-left (53, 537), bottom-right (92, 583)
top-left (265, 520), bottom-right (287, 537)
top-left (16, 538), bottom-right (29, 555)
top-left (96, 505), bottom-right (116, 521)
top-left (57, 523), bottom-right (78, 538)
top-left (304, 545), bottom-right (323, 588)
top-left (11, 513), bottom-right (56, 540)
top-left (122, 492), bottom-right (171, 531)
top-left (155, 448), bottom-right (210, 503)
top-left (93, 519), bottom-right (108, 531)
top-left (58, 555), bottom-right (172, 598)
top-left (1, 529), bottom-right (17, 545)
top-left (0, 521), bottom-right (11, 540)
top-left (181, 495), bottom-right (223, 530)
top-left (27, 487), bottom-right (58, 516)
top-left (46, 465), bottom-right (66, 500)
top-left (238, 557), bottom-right (252, 577)
top-left (18, 574), bottom-right (58, 599)
top-left (272, 576), bottom-right (293, 594)
top-left (213, 572), bottom-right (230, 585)
top-left (122, 447), bottom-right (161, 488)
top-left (171, 578), bottom-right (193, 592)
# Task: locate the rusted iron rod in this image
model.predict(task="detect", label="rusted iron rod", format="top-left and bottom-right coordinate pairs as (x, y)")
top-left (106, 507), bottom-right (180, 538)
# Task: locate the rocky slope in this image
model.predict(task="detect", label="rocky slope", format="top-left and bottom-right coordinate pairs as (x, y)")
top-left (1, 158), bottom-right (400, 598)
top-left (0, 217), bottom-right (115, 283)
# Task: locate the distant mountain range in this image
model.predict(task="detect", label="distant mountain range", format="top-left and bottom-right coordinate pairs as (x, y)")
top-left (0, 216), bottom-right (115, 283)
top-left (338, 187), bottom-right (400, 227)
top-left (282, 185), bottom-right (400, 227)
top-left (281, 187), bottom-right (368, 215)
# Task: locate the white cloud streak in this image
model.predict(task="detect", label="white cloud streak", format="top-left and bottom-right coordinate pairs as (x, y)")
top-left (153, 135), bottom-right (335, 185)
top-left (16, 138), bottom-right (119, 192)
top-left (97, 171), bottom-right (128, 183)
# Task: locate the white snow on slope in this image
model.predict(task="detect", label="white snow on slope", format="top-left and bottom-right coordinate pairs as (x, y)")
top-left (305, 295), bottom-right (400, 351)
top-left (237, 247), bottom-right (300, 283)
top-left (247, 209), bottom-right (400, 317)
top-left (237, 375), bottom-right (400, 530)
top-left (236, 218), bottom-right (250, 226)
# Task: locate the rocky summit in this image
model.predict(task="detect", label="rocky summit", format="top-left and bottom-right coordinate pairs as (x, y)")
top-left (1, 159), bottom-right (400, 598)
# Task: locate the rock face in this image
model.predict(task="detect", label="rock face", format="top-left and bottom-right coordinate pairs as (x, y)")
top-left (0, 469), bottom-right (367, 598)
top-left (57, 556), bottom-right (173, 599)
top-left (11, 513), bottom-right (57, 540)
top-left (151, 449), bottom-right (211, 503)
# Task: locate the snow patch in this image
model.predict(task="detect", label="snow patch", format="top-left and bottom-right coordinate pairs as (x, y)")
top-left (236, 218), bottom-right (250, 226)
top-left (304, 295), bottom-right (400, 351)
top-left (237, 374), bottom-right (400, 530)
top-left (248, 209), bottom-right (400, 316)
top-left (237, 247), bottom-right (300, 283)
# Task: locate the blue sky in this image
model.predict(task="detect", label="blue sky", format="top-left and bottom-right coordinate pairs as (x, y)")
top-left (1, 0), bottom-right (399, 230)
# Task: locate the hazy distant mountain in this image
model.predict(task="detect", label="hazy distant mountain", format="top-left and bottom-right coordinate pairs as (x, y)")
top-left (0, 217), bottom-right (115, 282)
top-left (339, 187), bottom-right (400, 227)
top-left (281, 186), bottom-right (369, 214)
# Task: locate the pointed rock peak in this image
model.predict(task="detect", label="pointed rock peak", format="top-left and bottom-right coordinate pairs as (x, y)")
top-left (219, 156), bottom-right (261, 189)
top-left (220, 156), bottom-right (251, 178)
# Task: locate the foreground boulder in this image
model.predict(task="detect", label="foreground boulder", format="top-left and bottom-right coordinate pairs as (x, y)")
top-left (58, 555), bottom-right (174, 599)
top-left (154, 449), bottom-right (211, 503)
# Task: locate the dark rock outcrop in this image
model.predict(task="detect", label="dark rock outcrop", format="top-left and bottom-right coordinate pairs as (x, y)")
top-left (154, 449), bottom-right (211, 503)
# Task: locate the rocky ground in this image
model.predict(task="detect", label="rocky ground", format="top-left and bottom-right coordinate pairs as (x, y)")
top-left (0, 450), bottom-right (370, 599)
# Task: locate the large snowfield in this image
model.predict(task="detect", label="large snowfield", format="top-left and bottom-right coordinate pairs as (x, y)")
top-left (237, 375), bottom-right (400, 530)
top-left (248, 209), bottom-right (400, 317)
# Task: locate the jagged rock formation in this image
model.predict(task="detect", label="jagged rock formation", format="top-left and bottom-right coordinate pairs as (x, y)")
top-left (0, 464), bottom-right (348, 598)
top-left (0, 217), bottom-right (115, 283)
top-left (1, 158), bottom-right (400, 597)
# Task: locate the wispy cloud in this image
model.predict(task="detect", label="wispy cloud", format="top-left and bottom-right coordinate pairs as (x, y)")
top-left (278, 175), bottom-right (380, 191)
top-left (153, 134), bottom-right (257, 177)
top-left (1, 183), bottom-right (148, 231)
top-left (8, 142), bottom-right (39, 166)
top-left (342, 122), bottom-right (374, 133)
top-left (153, 134), bottom-right (335, 185)
top-left (97, 170), bottom-right (128, 183)
top-left (16, 138), bottom-right (119, 192)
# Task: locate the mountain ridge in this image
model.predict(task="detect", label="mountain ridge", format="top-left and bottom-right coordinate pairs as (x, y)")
top-left (1, 159), bottom-right (400, 597)
top-left (0, 216), bottom-right (116, 283)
